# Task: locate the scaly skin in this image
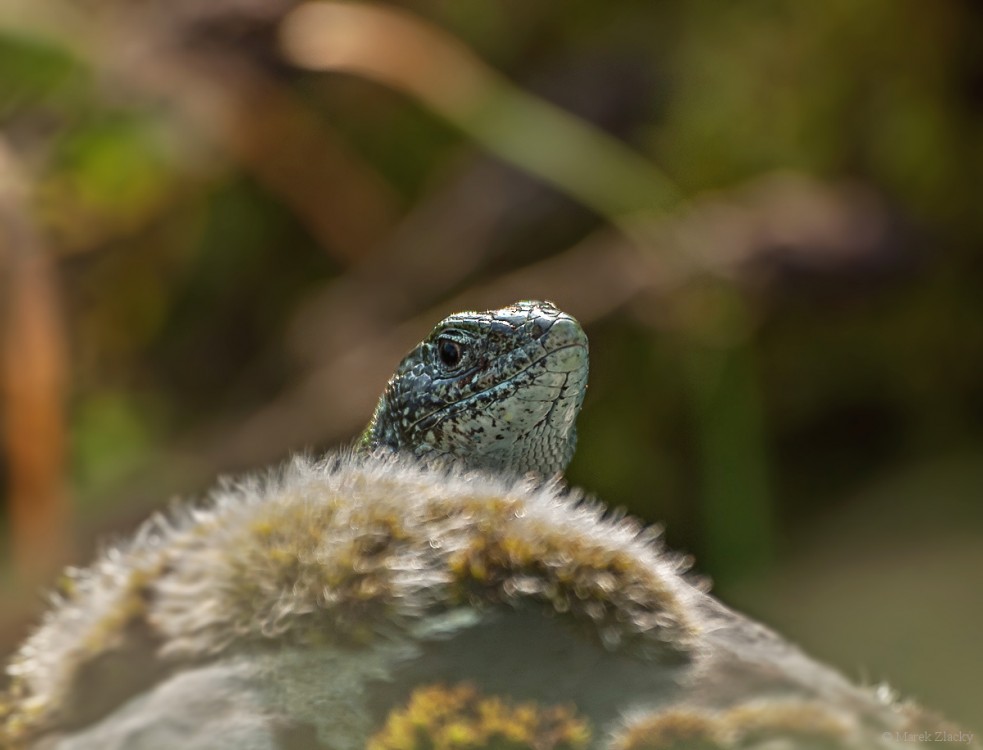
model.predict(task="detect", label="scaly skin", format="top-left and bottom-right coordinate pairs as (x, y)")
top-left (360, 300), bottom-right (589, 476)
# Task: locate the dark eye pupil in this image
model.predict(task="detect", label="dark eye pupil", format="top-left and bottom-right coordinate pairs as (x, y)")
top-left (438, 339), bottom-right (462, 367)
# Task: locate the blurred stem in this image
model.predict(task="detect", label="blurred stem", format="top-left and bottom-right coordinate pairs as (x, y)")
top-left (677, 289), bottom-right (774, 585)
top-left (456, 86), bottom-right (680, 226)
top-left (281, 2), bottom-right (682, 233)
top-left (0, 144), bottom-right (72, 581)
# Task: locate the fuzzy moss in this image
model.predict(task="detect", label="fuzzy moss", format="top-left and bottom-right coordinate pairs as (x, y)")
top-left (2, 454), bottom-right (698, 742)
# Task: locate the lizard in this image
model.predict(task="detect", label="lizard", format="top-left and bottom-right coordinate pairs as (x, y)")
top-left (359, 299), bottom-right (589, 477)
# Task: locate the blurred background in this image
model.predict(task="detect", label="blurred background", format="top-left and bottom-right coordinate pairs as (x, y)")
top-left (1, 0), bottom-right (981, 732)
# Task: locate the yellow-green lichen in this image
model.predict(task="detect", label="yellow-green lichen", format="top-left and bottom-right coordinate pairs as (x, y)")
top-left (368, 682), bottom-right (591, 750)
top-left (79, 565), bottom-right (157, 656)
top-left (613, 701), bottom-right (854, 750)
top-left (0, 678), bottom-right (34, 748)
top-left (612, 709), bottom-right (725, 750)
top-left (218, 498), bottom-right (420, 648)
top-left (725, 702), bottom-right (850, 748)
top-left (170, 461), bottom-right (694, 658)
top-left (448, 519), bottom-right (694, 656)
top-left (0, 556), bottom-right (170, 745)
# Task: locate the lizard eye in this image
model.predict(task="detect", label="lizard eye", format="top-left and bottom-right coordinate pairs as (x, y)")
top-left (437, 338), bottom-right (464, 368)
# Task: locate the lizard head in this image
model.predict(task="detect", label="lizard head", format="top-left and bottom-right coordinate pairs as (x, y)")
top-left (363, 300), bottom-right (589, 477)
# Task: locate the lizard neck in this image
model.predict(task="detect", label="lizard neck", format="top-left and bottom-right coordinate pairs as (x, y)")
top-left (358, 390), bottom-right (399, 452)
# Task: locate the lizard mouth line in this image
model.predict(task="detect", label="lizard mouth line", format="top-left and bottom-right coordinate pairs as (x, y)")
top-left (408, 342), bottom-right (588, 432)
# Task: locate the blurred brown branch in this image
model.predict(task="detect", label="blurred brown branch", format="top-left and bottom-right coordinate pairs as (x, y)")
top-left (0, 142), bottom-right (71, 581)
